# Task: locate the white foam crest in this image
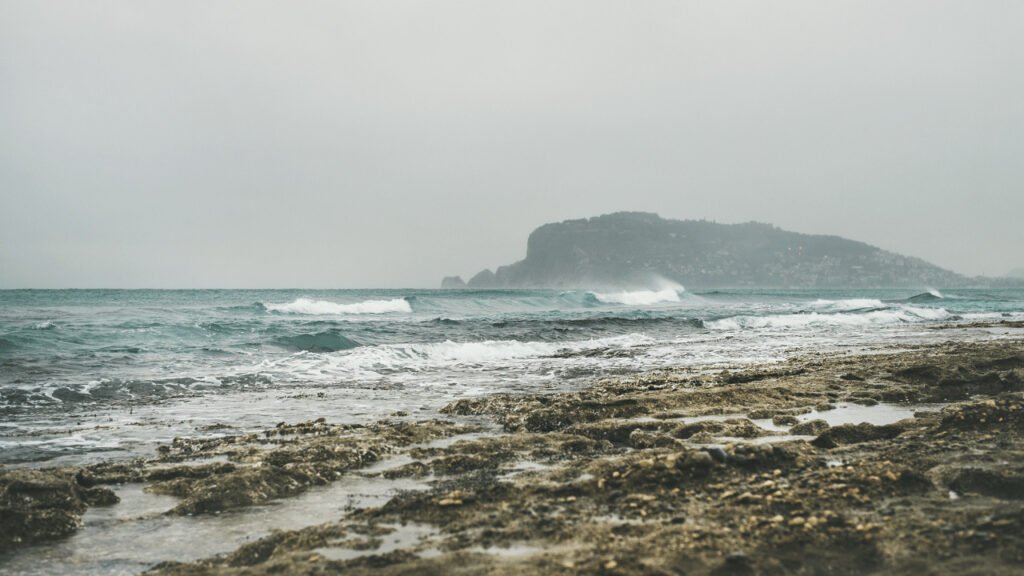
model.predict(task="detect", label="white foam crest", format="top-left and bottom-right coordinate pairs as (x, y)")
top-left (265, 298), bottom-right (412, 315)
top-left (271, 333), bottom-right (656, 378)
top-left (902, 305), bottom-right (951, 320)
top-left (591, 289), bottom-right (681, 306)
top-left (962, 312), bottom-right (1024, 321)
top-left (810, 299), bottom-right (885, 311)
top-left (928, 288), bottom-right (944, 298)
top-left (709, 306), bottom-right (950, 330)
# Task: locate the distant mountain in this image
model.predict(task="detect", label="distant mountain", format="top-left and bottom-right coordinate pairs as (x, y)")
top-left (448, 212), bottom-right (969, 289)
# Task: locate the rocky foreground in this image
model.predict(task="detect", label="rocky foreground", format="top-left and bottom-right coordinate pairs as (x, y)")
top-left (3, 336), bottom-right (1024, 575)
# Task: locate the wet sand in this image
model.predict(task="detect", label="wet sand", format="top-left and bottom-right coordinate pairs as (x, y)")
top-left (3, 333), bottom-right (1024, 575)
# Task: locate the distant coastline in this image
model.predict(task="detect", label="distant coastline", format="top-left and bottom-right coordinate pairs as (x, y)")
top-left (445, 212), bottom-right (1021, 290)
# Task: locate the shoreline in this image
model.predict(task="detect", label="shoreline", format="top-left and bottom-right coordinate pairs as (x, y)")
top-left (2, 331), bottom-right (1024, 574)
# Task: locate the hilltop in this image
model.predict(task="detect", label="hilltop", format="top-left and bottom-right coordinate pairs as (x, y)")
top-left (445, 212), bottom-right (968, 289)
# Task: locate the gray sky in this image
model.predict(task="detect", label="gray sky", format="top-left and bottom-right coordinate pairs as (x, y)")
top-left (2, 1), bottom-right (1022, 288)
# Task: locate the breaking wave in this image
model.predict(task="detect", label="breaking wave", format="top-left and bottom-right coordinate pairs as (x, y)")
top-left (810, 299), bottom-right (886, 312)
top-left (590, 289), bottom-right (682, 306)
top-left (708, 306), bottom-right (951, 330)
top-left (284, 333), bottom-right (657, 377)
top-left (263, 298), bottom-right (412, 315)
top-left (907, 290), bottom-right (944, 303)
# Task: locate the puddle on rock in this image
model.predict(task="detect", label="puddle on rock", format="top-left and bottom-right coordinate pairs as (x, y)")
top-left (314, 522), bottom-right (441, 561)
top-left (798, 402), bottom-right (936, 428)
top-left (360, 431), bottom-right (490, 477)
top-left (471, 543), bottom-right (548, 558)
top-left (0, 473), bottom-right (431, 576)
top-left (671, 402), bottom-right (944, 446)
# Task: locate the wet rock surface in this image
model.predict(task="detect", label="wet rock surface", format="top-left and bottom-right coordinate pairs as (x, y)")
top-left (6, 339), bottom-right (1024, 574)
top-left (0, 468), bottom-right (118, 550)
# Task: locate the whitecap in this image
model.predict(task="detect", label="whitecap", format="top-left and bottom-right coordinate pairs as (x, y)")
top-left (264, 298), bottom-right (412, 315)
top-left (274, 333), bottom-right (656, 379)
top-left (708, 306), bottom-right (950, 330)
top-left (810, 299), bottom-right (886, 311)
top-left (591, 289), bottom-right (681, 306)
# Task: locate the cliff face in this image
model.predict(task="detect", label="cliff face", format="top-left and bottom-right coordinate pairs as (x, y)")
top-left (453, 212), bottom-right (968, 289)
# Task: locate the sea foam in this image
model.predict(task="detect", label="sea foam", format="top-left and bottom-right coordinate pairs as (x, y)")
top-left (283, 333), bottom-right (656, 378)
top-left (264, 298), bottom-right (412, 315)
top-left (708, 306), bottom-right (950, 330)
top-left (591, 289), bottom-right (682, 306)
top-left (810, 299), bottom-right (886, 311)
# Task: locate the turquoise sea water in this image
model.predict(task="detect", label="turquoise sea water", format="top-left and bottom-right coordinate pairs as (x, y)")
top-left (2, 287), bottom-right (1023, 466)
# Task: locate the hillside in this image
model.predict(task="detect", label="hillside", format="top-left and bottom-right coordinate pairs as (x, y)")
top-left (446, 212), bottom-right (968, 289)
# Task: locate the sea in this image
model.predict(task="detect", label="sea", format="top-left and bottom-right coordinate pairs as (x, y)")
top-left (2, 287), bottom-right (1024, 468)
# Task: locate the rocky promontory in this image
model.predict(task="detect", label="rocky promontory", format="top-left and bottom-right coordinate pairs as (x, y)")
top-left (449, 212), bottom-right (968, 289)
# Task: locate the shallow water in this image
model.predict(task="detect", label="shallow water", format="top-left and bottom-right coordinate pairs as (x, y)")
top-left (3, 288), bottom-right (1022, 468)
top-left (314, 522), bottom-right (442, 562)
top-left (0, 472), bottom-right (431, 575)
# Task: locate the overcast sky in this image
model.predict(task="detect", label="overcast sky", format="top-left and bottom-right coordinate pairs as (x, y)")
top-left (1, 1), bottom-right (1022, 288)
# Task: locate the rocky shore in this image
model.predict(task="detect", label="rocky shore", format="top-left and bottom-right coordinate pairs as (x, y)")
top-left (3, 335), bottom-right (1024, 575)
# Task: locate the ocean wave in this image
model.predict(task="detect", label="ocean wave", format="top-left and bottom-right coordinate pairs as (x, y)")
top-left (561, 291), bottom-right (602, 307)
top-left (491, 315), bottom-right (705, 331)
top-left (430, 318), bottom-right (462, 326)
top-left (590, 289), bottom-right (682, 306)
top-left (0, 372), bottom-right (276, 408)
top-left (263, 297), bottom-right (412, 315)
top-left (810, 298), bottom-right (886, 312)
top-left (96, 345), bottom-right (145, 354)
top-left (708, 306), bottom-right (951, 330)
top-left (906, 289), bottom-right (944, 303)
top-left (901, 305), bottom-right (951, 320)
top-left (274, 330), bottom-right (361, 353)
top-left (31, 321), bottom-right (58, 330)
top-left (280, 333), bottom-right (656, 377)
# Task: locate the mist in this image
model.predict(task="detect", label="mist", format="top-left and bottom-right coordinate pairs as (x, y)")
top-left (2, 1), bottom-right (1022, 288)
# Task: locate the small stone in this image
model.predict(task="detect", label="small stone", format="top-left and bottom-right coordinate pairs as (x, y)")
top-left (706, 447), bottom-right (729, 463)
top-left (772, 415), bottom-right (800, 426)
top-left (791, 419), bottom-right (830, 436)
top-left (604, 559), bottom-right (618, 570)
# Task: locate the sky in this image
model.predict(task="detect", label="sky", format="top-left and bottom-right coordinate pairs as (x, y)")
top-left (1, 1), bottom-right (1022, 288)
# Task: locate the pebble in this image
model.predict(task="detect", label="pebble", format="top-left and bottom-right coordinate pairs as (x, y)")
top-left (706, 447), bottom-right (729, 463)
